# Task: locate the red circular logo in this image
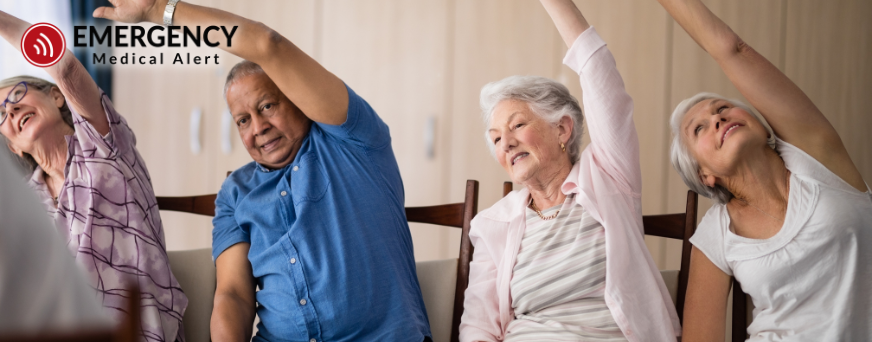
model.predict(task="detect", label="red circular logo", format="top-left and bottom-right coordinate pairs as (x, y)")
top-left (21, 23), bottom-right (66, 68)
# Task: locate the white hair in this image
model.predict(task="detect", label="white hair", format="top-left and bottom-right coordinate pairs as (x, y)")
top-left (669, 92), bottom-right (777, 203)
top-left (480, 75), bottom-right (584, 163)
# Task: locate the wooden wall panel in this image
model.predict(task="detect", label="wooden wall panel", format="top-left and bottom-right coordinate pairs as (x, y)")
top-left (784, 0), bottom-right (872, 187)
top-left (318, 0), bottom-right (454, 261)
top-left (447, 0), bottom-right (562, 258)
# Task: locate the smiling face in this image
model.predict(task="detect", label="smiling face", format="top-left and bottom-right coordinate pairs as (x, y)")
top-left (488, 99), bottom-right (572, 185)
top-left (226, 73), bottom-right (312, 169)
top-left (680, 98), bottom-right (770, 186)
top-left (0, 84), bottom-right (68, 157)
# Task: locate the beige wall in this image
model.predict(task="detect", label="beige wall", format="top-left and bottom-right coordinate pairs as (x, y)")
top-left (111, 0), bottom-right (871, 275)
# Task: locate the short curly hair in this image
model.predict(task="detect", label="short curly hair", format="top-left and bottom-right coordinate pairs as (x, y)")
top-left (480, 75), bottom-right (584, 163)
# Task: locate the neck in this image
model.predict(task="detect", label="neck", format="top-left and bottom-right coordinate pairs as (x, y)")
top-left (525, 160), bottom-right (572, 209)
top-left (30, 130), bottom-right (71, 187)
top-left (722, 147), bottom-right (789, 211)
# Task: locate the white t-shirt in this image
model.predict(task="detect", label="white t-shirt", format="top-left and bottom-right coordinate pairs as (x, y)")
top-left (690, 139), bottom-right (872, 341)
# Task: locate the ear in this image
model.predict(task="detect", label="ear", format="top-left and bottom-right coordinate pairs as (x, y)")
top-left (50, 87), bottom-right (65, 109)
top-left (556, 116), bottom-right (574, 144)
top-left (699, 168), bottom-right (718, 188)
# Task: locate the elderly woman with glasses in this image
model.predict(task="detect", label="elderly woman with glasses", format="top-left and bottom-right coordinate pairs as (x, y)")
top-left (0, 11), bottom-right (186, 342)
top-left (656, 0), bottom-right (872, 340)
top-left (459, 1), bottom-right (680, 341)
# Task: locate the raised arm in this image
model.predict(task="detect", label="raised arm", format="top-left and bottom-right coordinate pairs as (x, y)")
top-left (657, 0), bottom-right (866, 191)
top-left (539, 0), bottom-right (590, 48)
top-left (0, 10), bottom-right (108, 134)
top-left (211, 243), bottom-right (256, 342)
top-left (542, 0), bottom-right (642, 195)
top-left (94, 0), bottom-right (348, 125)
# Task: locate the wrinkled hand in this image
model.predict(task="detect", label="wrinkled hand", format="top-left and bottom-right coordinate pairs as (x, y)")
top-left (93, 0), bottom-right (166, 24)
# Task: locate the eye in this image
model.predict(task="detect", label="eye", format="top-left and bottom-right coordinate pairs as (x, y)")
top-left (514, 123), bottom-right (523, 129)
top-left (694, 125), bottom-right (702, 136)
top-left (493, 137), bottom-right (501, 144)
top-left (262, 103), bottom-right (273, 111)
top-left (717, 105), bottom-right (728, 114)
top-left (236, 117), bottom-right (249, 126)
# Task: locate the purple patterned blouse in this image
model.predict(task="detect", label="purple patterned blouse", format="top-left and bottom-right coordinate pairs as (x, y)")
top-left (28, 93), bottom-right (187, 342)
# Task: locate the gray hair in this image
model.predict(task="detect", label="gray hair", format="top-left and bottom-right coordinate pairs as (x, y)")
top-left (224, 60), bottom-right (266, 96)
top-left (0, 76), bottom-right (72, 173)
top-left (480, 75), bottom-right (584, 163)
top-left (669, 92), bottom-right (777, 203)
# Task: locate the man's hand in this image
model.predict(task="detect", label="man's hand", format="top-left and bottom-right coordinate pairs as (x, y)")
top-left (93, 0), bottom-right (166, 24)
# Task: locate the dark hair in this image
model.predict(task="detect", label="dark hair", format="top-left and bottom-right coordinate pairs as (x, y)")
top-left (0, 76), bottom-right (73, 173)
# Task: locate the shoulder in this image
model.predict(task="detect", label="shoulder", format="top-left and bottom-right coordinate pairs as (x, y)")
top-left (220, 162), bottom-right (260, 195)
top-left (777, 138), bottom-right (866, 193)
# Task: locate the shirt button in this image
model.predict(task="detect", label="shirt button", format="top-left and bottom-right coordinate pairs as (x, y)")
top-left (280, 191), bottom-right (287, 196)
top-left (310, 339), bottom-right (316, 342)
top-left (292, 166), bottom-right (299, 171)
top-left (300, 299), bottom-right (307, 305)
top-left (290, 258), bottom-right (296, 264)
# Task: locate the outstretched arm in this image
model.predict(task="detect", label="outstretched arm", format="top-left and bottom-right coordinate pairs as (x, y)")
top-left (539, 0), bottom-right (590, 48)
top-left (94, 0), bottom-right (348, 125)
top-left (0, 10), bottom-right (108, 134)
top-left (543, 0), bottom-right (643, 195)
top-left (657, 0), bottom-right (865, 191)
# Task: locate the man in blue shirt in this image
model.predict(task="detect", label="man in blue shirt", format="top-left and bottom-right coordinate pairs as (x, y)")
top-left (95, 1), bottom-right (432, 341)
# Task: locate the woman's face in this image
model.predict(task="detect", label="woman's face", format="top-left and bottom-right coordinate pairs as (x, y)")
top-left (680, 98), bottom-right (770, 186)
top-left (488, 99), bottom-right (571, 185)
top-left (0, 84), bottom-right (67, 156)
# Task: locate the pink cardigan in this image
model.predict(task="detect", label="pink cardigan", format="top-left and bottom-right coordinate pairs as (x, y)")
top-left (459, 27), bottom-right (681, 342)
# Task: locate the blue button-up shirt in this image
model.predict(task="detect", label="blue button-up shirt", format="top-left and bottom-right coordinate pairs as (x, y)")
top-left (212, 86), bottom-right (431, 342)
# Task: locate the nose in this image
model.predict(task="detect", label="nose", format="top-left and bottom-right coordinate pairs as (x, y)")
top-left (251, 114), bottom-right (271, 137)
top-left (711, 113), bottom-right (726, 130)
top-left (499, 132), bottom-right (517, 152)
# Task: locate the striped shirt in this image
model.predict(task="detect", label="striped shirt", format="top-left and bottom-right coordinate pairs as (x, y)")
top-left (505, 194), bottom-right (626, 341)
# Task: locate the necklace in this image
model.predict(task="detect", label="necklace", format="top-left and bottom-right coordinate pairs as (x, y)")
top-left (528, 197), bottom-right (560, 220)
top-left (736, 169), bottom-right (791, 222)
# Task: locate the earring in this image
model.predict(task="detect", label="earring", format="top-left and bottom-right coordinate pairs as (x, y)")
top-left (560, 142), bottom-right (566, 152)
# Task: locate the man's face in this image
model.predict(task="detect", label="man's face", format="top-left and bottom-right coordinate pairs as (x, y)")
top-left (226, 73), bottom-right (311, 169)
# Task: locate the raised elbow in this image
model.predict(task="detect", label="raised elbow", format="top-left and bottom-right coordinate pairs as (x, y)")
top-left (709, 31), bottom-right (754, 61)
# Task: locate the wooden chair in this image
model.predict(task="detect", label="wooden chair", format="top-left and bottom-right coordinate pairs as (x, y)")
top-left (731, 280), bottom-right (753, 342)
top-left (0, 287), bottom-right (141, 342)
top-left (156, 179), bottom-right (479, 342)
top-left (502, 182), bottom-right (698, 323)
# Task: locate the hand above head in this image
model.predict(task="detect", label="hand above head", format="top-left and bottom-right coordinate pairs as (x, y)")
top-left (93, 0), bottom-right (167, 24)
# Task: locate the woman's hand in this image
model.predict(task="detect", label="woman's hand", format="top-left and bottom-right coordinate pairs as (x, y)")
top-left (0, 10), bottom-right (107, 135)
top-left (93, 0), bottom-right (166, 25)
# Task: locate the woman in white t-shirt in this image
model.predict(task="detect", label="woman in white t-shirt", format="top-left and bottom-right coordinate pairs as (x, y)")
top-left (656, 0), bottom-right (872, 341)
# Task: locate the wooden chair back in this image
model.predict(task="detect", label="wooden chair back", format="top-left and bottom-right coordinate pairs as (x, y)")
top-left (501, 182), bottom-right (698, 323)
top-left (0, 287), bottom-right (141, 342)
top-left (156, 179), bottom-right (480, 342)
top-left (732, 279), bottom-right (752, 342)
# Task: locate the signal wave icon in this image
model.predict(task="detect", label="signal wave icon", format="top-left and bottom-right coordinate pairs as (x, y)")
top-left (21, 23), bottom-right (65, 67)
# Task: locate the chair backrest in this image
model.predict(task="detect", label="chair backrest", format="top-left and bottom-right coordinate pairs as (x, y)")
top-left (405, 179), bottom-right (479, 342)
top-left (731, 279), bottom-right (753, 342)
top-left (0, 287), bottom-right (141, 342)
top-left (156, 179), bottom-right (479, 342)
top-left (501, 182), bottom-right (698, 323)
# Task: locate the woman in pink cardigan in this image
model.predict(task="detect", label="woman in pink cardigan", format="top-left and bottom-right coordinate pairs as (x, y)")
top-left (459, 1), bottom-right (680, 341)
